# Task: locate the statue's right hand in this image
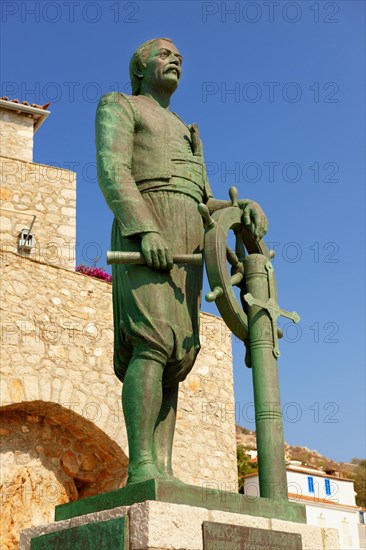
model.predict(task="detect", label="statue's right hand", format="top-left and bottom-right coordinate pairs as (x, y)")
top-left (140, 232), bottom-right (174, 271)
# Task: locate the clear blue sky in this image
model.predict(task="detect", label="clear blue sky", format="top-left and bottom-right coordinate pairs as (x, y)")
top-left (1, 1), bottom-right (365, 463)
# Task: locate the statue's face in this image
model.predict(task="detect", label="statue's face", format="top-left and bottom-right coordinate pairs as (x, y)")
top-left (141, 39), bottom-right (182, 93)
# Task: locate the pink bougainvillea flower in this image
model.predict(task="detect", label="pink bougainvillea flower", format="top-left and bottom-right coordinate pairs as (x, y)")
top-left (76, 264), bottom-right (112, 283)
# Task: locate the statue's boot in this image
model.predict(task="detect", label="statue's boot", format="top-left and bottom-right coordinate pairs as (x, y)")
top-left (126, 455), bottom-right (163, 484)
top-left (122, 353), bottom-right (165, 485)
top-left (153, 383), bottom-right (185, 485)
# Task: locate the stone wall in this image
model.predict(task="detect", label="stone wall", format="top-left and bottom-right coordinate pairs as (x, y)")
top-left (1, 251), bottom-right (238, 548)
top-left (0, 109), bottom-right (34, 162)
top-left (0, 157), bottom-right (76, 270)
top-left (0, 405), bottom-right (128, 550)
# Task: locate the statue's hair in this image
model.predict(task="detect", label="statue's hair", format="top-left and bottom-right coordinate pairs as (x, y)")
top-left (129, 38), bottom-right (173, 95)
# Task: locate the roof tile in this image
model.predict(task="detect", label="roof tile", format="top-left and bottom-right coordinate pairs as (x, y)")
top-left (1, 96), bottom-right (51, 110)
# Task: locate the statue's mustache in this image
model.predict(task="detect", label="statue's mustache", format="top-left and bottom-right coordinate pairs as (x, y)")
top-left (164, 64), bottom-right (181, 78)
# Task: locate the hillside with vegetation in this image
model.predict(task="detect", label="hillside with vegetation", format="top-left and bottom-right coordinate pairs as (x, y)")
top-left (236, 425), bottom-right (366, 506)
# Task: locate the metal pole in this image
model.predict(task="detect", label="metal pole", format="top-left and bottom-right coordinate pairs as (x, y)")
top-left (244, 253), bottom-right (288, 501)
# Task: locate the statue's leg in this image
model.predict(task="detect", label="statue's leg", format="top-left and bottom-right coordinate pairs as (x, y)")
top-left (153, 383), bottom-right (181, 481)
top-left (122, 351), bottom-right (165, 484)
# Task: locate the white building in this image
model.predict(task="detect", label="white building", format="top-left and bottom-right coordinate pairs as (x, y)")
top-left (359, 508), bottom-right (366, 549)
top-left (244, 463), bottom-right (361, 549)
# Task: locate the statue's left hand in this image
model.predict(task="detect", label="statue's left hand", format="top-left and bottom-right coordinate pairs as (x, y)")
top-left (140, 231), bottom-right (174, 271)
top-left (238, 200), bottom-right (268, 241)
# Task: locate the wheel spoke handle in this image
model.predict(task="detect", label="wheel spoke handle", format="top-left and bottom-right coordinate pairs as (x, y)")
top-left (226, 245), bottom-right (241, 268)
top-left (205, 271), bottom-right (244, 303)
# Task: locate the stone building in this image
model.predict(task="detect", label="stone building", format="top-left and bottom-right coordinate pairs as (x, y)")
top-left (0, 98), bottom-right (238, 549)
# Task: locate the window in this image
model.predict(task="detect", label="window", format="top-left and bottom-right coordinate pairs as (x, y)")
top-left (325, 478), bottom-right (331, 496)
top-left (307, 476), bottom-right (314, 493)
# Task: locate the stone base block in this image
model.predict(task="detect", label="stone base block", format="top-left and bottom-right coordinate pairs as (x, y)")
top-left (26, 517), bottom-right (127, 550)
top-left (21, 501), bottom-right (340, 550)
top-left (55, 478), bottom-right (306, 524)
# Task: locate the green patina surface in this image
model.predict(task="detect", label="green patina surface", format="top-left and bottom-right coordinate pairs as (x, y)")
top-left (244, 254), bottom-right (289, 502)
top-left (55, 479), bottom-right (305, 524)
top-left (30, 517), bottom-right (126, 550)
top-left (96, 37), bottom-right (268, 486)
top-left (202, 208), bottom-right (300, 503)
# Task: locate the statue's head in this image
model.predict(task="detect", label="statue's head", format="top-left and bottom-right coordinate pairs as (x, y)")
top-left (129, 38), bottom-right (182, 96)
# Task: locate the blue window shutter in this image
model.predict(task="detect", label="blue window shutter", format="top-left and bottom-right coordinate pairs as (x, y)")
top-left (325, 479), bottom-right (331, 496)
top-left (307, 476), bottom-right (314, 493)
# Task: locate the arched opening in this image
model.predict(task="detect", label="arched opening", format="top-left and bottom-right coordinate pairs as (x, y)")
top-left (0, 401), bottom-right (128, 549)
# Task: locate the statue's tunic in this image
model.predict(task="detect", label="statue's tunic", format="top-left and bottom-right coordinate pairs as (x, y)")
top-left (96, 93), bottom-right (212, 387)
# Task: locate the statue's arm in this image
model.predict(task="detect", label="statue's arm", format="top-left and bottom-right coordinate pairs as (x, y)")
top-left (96, 93), bottom-right (173, 270)
top-left (206, 196), bottom-right (268, 241)
top-left (95, 92), bottom-right (160, 237)
top-left (203, 174), bottom-right (268, 241)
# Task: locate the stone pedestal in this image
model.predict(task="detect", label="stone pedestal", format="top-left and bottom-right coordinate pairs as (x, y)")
top-left (20, 481), bottom-right (340, 550)
top-left (20, 500), bottom-right (340, 550)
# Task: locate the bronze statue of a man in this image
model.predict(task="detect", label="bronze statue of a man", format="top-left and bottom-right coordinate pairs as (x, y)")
top-left (96, 38), bottom-right (268, 484)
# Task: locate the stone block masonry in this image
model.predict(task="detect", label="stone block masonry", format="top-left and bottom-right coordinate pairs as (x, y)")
top-left (1, 251), bottom-right (238, 548)
top-left (0, 158), bottom-right (76, 270)
top-left (0, 109), bottom-right (34, 162)
top-left (20, 501), bottom-right (340, 550)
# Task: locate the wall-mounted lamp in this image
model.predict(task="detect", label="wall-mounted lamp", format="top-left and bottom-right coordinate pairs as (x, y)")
top-left (18, 228), bottom-right (35, 252)
top-left (0, 209), bottom-right (37, 254)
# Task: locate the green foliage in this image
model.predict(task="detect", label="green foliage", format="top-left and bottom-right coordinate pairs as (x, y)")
top-left (354, 460), bottom-right (366, 507)
top-left (237, 444), bottom-right (258, 493)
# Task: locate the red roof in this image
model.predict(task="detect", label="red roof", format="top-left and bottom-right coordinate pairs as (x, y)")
top-left (0, 96), bottom-right (50, 110)
top-left (243, 467), bottom-right (354, 482)
top-left (288, 492), bottom-right (358, 509)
